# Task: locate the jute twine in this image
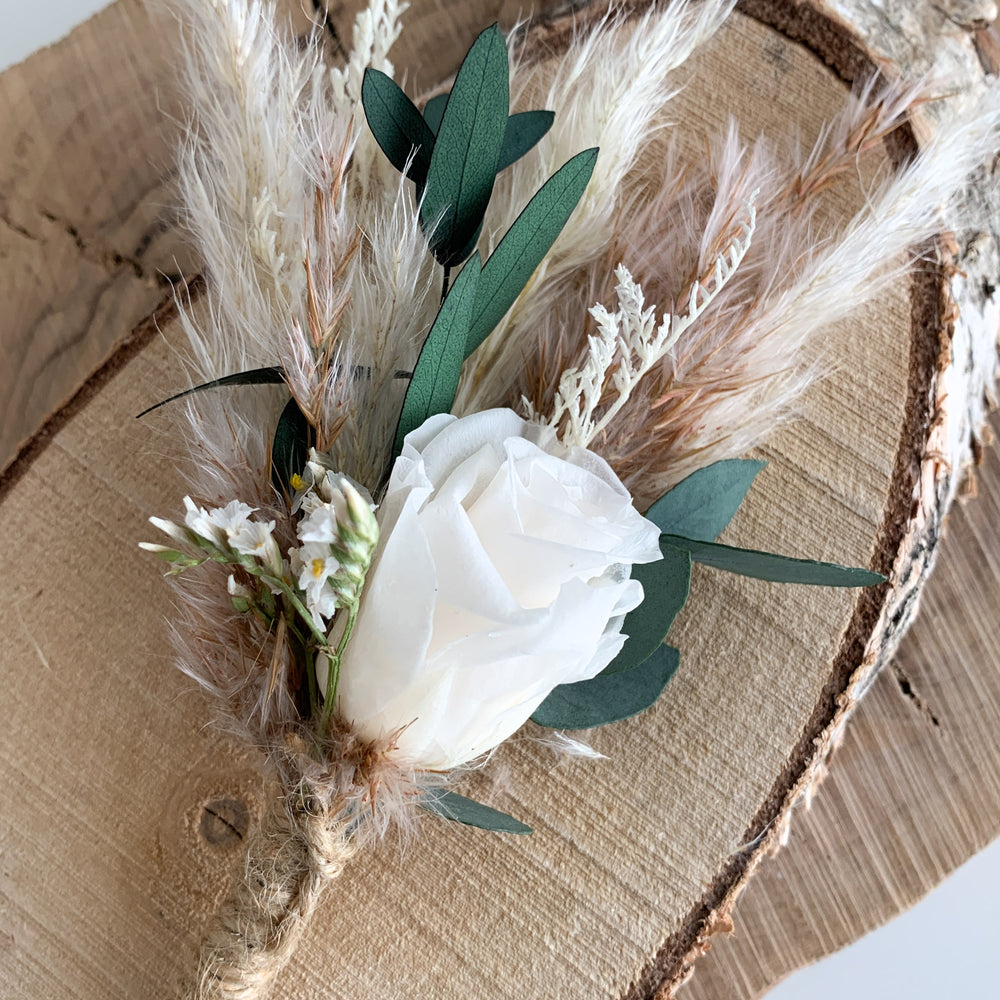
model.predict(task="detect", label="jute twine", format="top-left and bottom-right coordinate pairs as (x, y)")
top-left (194, 740), bottom-right (359, 1000)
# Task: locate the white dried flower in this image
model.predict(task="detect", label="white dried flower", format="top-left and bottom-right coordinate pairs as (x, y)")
top-left (229, 518), bottom-right (282, 575)
top-left (291, 544), bottom-right (343, 626)
top-left (333, 408), bottom-right (663, 771)
top-left (183, 497), bottom-right (255, 547)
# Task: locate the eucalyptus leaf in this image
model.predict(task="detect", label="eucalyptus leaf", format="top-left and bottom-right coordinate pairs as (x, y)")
top-left (271, 396), bottom-right (314, 498)
top-left (465, 147), bottom-right (599, 357)
top-left (392, 254), bottom-right (481, 457)
top-left (423, 92), bottom-right (448, 134)
top-left (421, 789), bottom-right (532, 834)
top-left (532, 643), bottom-right (680, 730)
top-left (660, 534), bottom-right (887, 587)
top-left (645, 459), bottom-right (767, 542)
top-left (136, 367), bottom-right (286, 418)
top-left (420, 24), bottom-right (509, 266)
top-left (362, 68), bottom-right (436, 187)
top-left (425, 100), bottom-right (553, 175)
top-left (496, 110), bottom-right (555, 171)
top-left (601, 546), bottom-right (691, 675)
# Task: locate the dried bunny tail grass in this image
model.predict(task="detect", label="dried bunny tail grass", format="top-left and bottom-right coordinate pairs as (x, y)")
top-left (454, 0), bottom-right (736, 415)
top-left (170, 0), bottom-right (320, 376)
top-left (626, 86), bottom-right (999, 501)
top-left (328, 178), bottom-right (441, 484)
top-left (166, 0), bottom-right (426, 489)
top-left (332, 0), bottom-right (410, 206)
top-left (515, 78), bottom-right (998, 505)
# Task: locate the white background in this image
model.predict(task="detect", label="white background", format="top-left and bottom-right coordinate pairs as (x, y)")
top-left (2, 3), bottom-right (998, 998)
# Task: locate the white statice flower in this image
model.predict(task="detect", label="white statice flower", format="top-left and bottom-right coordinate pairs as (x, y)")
top-left (229, 518), bottom-right (282, 575)
top-left (297, 502), bottom-right (340, 545)
top-left (289, 465), bottom-right (378, 627)
top-left (183, 497), bottom-right (255, 547)
top-left (291, 543), bottom-right (343, 626)
top-left (332, 408), bottom-right (663, 771)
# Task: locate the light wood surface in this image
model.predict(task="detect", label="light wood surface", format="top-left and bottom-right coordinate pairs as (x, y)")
top-left (685, 401), bottom-right (1000, 999)
top-left (0, 3), bottom-right (996, 999)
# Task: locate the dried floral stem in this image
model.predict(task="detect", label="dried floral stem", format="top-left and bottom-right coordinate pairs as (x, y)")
top-left (320, 598), bottom-right (361, 738)
top-left (548, 196), bottom-right (756, 448)
top-left (196, 760), bottom-right (357, 999)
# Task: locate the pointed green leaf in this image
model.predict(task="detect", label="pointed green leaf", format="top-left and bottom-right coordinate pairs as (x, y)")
top-left (602, 546), bottom-right (691, 675)
top-left (423, 92), bottom-right (449, 134)
top-left (532, 644), bottom-right (680, 730)
top-left (393, 254), bottom-right (481, 457)
top-left (136, 367), bottom-right (286, 418)
top-left (362, 68), bottom-right (436, 186)
top-left (421, 789), bottom-right (532, 834)
top-left (660, 534), bottom-right (887, 587)
top-left (271, 396), bottom-right (314, 499)
top-left (426, 101), bottom-right (553, 173)
top-left (420, 24), bottom-right (509, 266)
top-left (496, 110), bottom-right (554, 171)
top-left (645, 460), bottom-right (767, 542)
top-left (466, 147), bottom-right (598, 357)
top-left (137, 364), bottom-right (414, 419)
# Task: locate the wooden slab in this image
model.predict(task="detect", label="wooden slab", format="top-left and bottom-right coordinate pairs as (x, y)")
top-left (0, 2), bottom-right (997, 999)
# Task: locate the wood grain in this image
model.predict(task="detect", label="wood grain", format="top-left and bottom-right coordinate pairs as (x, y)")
top-left (0, 2), bottom-right (996, 1000)
top-left (683, 401), bottom-right (1000, 999)
top-left (0, 0), bottom-right (317, 476)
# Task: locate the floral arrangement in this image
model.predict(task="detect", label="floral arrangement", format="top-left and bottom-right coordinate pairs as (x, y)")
top-left (139, 0), bottom-right (999, 996)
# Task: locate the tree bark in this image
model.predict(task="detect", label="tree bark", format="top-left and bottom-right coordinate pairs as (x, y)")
top-left (0, 3), bottom-right (996, 1000)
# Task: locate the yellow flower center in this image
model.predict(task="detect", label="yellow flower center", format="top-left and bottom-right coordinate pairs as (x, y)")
top-left (291, 473), bottom-right (306, 491)
top-left (311, 558), bottom-right (326, 579)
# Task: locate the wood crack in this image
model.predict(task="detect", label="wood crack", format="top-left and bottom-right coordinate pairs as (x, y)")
top-left (890, 661), bottom-right (942, 726)
top-left (1, 195), bottom-right (176, 289)
top-left (36, 206), bottom-right (174, 287)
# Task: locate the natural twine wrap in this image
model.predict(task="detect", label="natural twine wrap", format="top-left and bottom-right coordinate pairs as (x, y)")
top-left (195, 739), bottom-right (359, 1000)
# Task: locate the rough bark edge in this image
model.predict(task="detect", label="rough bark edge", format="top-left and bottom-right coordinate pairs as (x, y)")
top-left (0, 3), bottom-right (963, 996)
top-left (613, 2), bottom-right (952, 997)
top-left (0, 280), bottom-right (200, 504)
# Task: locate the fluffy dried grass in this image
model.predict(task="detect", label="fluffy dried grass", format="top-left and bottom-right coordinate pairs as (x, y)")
top-left (161, 0), bottom-right (1000, 811)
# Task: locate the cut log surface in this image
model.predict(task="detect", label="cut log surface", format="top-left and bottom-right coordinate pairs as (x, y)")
top-left (0, 3), bottom-right (997, 1000)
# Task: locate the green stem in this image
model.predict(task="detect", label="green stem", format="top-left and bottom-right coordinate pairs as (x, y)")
top-left (259, 573), bottom-right (330, 650)
top-left (304, 642), bottom-right (318, 721)
top-left (319, 598), bottom-right (360, 739)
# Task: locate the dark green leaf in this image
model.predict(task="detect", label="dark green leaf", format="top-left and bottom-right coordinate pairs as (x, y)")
top-left (420, 789), bottom-right (532, 834)
top-left (137, 365), bottom-right (413, 419)
top-left (451, 220), bottom-right (485, 264)
top-left (602, 546), bottom-right (690, 675)
top-left (496, 110), bottom-right (554, 171)
top-left (465, 147), bottom-right (598, 357)
top-left (423, 92), bottom-right (449, 134)
top-left (420, 24), bottom-right (509, 266)
top-left (660, 534), bottom-right (887, 587)
top-left (362, 68), bottom-right (436, 186)
top-left (271, 396), bottom-right (315, 499)
top-left (393, 254), bottom-right (481, 457)
top-left (532, 644), bottom-right (680, 730)
top-left (645, 459), bottom-right (767, 542)
top-left (136, 367), bottom-right (286, 418)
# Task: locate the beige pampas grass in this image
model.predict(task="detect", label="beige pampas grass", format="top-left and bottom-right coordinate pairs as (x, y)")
top-left (147, 2), bottom-right (1000, 996)
top-left (171, 0), bottom-right (434, 507)
top-left (456, 0), bottom-right (738, 414)
top-left (471, 59), bottom-right (999, 506)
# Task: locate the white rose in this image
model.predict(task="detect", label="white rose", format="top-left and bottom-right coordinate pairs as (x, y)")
top-left (334, 408), bottom-right (663, 770)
